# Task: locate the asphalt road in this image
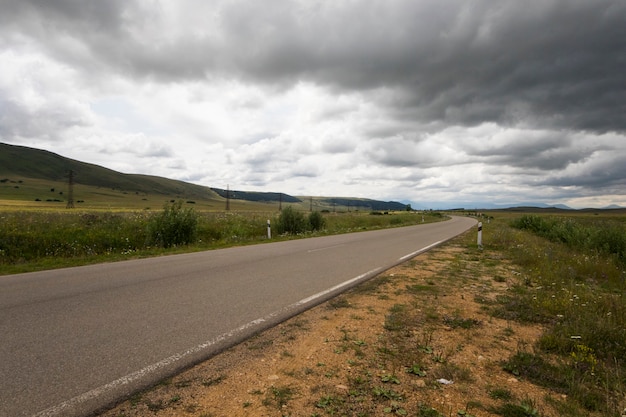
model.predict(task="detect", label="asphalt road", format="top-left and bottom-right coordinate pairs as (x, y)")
top-left (0, 216), bottom-right (476, 417)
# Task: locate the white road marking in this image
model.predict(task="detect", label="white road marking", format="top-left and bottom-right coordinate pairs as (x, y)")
top-left (292, 267), bottom-right (383, 306)
top-left (34, 267), bottom-right (383, 417)
top-left (398, 240), bottom-right (442, 262)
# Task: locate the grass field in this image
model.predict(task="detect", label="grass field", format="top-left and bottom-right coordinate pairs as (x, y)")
top-left (0, 204), bottom-right (442, 275)
top-left (484, 211), bottom-right (626, 415)
top-left (0, 175), bottom-right (254, 211)
top-left (0, 174), bottom-right (409, 212)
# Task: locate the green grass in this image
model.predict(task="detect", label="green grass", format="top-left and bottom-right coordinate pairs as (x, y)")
top-left (262, 385), bottom-right (298, 409)
top-left (489, 387), bottom-right (513, 400)
top-left (442, 315), bottom-right (482, 329)
top-left (0, 174), bottom-right (272, 211)
top-left (484, 212), bottom-right (626, 415)
top-left (0, 207), bottom-right (442, 275)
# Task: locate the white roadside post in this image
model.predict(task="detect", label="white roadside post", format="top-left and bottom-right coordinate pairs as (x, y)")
top-left (477, 221), bottom-right (483, 248)
top-left (267, 219), bottom-right (271, 239)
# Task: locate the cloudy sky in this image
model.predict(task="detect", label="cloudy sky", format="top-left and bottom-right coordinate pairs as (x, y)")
top-left (1, 0), bottom-right (625, 208)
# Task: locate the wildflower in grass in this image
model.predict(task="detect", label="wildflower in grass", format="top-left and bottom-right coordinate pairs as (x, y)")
top-left (571, 344), bottom-right (597, 374)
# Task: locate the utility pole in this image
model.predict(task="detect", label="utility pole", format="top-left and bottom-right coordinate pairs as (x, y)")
top-left (226, 184), bottom-right (231, 211)
top-left (66, 169), bottom-right (75, 209)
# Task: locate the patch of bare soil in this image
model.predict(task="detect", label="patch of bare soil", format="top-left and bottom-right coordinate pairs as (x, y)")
top-left (101, 239), bottom-right (563, 417)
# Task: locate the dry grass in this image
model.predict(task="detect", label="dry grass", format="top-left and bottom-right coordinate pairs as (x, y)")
top-left (101, 229), bottom-right (590, 417)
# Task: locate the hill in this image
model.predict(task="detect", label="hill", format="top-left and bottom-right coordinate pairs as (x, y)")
top-left (0, 142), bottom-right (218, 200)
top-left (211, 188), bottom-right (302, 203)
top-left (0, 143), bottom-right (411, 211)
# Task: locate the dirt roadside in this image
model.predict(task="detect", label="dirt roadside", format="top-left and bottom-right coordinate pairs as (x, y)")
top-left (100, 233), bottom-right (563, 417)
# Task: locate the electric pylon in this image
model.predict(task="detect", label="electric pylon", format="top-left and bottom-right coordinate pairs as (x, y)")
top-left (66, 169), bottom-right (75, 209)
top-left (225, 184), bottom-right (230, 211)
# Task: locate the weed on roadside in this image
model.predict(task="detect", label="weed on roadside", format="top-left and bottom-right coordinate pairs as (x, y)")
top-left (327, 296), bottom-right (352, 310)
top-left (262, 385), bottom-right (298, 409)
top-left (201, 375), bottom-right (226, 387)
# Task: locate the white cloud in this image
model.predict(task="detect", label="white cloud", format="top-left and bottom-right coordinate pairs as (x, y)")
top-left (1, 0), bottom-right (625, 208)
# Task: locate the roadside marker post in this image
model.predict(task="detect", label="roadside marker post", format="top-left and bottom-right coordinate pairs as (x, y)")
top-left (477, 222), bottom-right (483, 248)
top-left (267, 219), bottom-right (271, 239)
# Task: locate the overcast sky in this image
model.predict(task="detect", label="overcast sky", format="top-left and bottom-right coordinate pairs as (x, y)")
top-left (1, 0), bottom-right (625, 208)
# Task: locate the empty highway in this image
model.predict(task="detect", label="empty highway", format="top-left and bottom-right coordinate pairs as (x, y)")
top-left (0, 216), bottom-right (476, 417)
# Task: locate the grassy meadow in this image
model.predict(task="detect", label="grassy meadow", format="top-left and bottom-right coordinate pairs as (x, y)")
top-left (0, 174), bottom-right (246, 211)
top-left (480, 210), bottom-right (626, 415)
top-left (0, 204), bottom-right (442, 275)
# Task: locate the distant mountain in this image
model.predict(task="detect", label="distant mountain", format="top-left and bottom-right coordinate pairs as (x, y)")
top-left (211, 188), bottom-right (301, 203)
top-left (405, 200), bottom-right (578, 211)
top-left (551, 204), bottom-right (573, 210)
top-left (319, 198), bottom-right (409, 212)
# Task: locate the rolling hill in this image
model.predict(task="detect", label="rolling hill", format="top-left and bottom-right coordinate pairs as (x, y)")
top-left (0, 143), bottom-right (410, 211)
top-left (0, 142), bottom-right (217, 199)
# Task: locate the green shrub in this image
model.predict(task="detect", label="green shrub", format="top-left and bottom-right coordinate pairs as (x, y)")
top-left (511, 215), bottom-right (626, 264)
top-left (147, 201), bottom-right (198, 248)
top-left (276, 206), bottom-right (307, 235)
top-left (308, 211), bottom-right (326, 231)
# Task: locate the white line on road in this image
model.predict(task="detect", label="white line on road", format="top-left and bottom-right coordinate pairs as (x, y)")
top-left (398, 241), bottom-right (442, 262)
top-left (34, 267), bottom-right (383, 417)
top-left (291, 267), bottom-right (383, 306)
top-left (34, 317), bottom-right (267, 417)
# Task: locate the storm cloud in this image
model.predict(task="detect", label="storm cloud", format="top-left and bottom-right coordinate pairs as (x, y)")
top-left (1, 0), bottom-right (625, 207)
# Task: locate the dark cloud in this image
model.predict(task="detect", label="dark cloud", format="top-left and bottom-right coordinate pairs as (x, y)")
top-left (3, 0), bottom-right (624, 134)
top-left (542, 152), bottom-right (626, 190)
top-left (3, 0), bottom-right (127, 29)
top-left (460, 133), bottom-right (591, 171)
top-left (1, 0), bottom-right (625, 207)
top-left (216, 1), bottom-right (626, 133)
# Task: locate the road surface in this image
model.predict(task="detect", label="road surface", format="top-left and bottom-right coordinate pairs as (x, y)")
top-left (0, 216), bottom-right (476, 417)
